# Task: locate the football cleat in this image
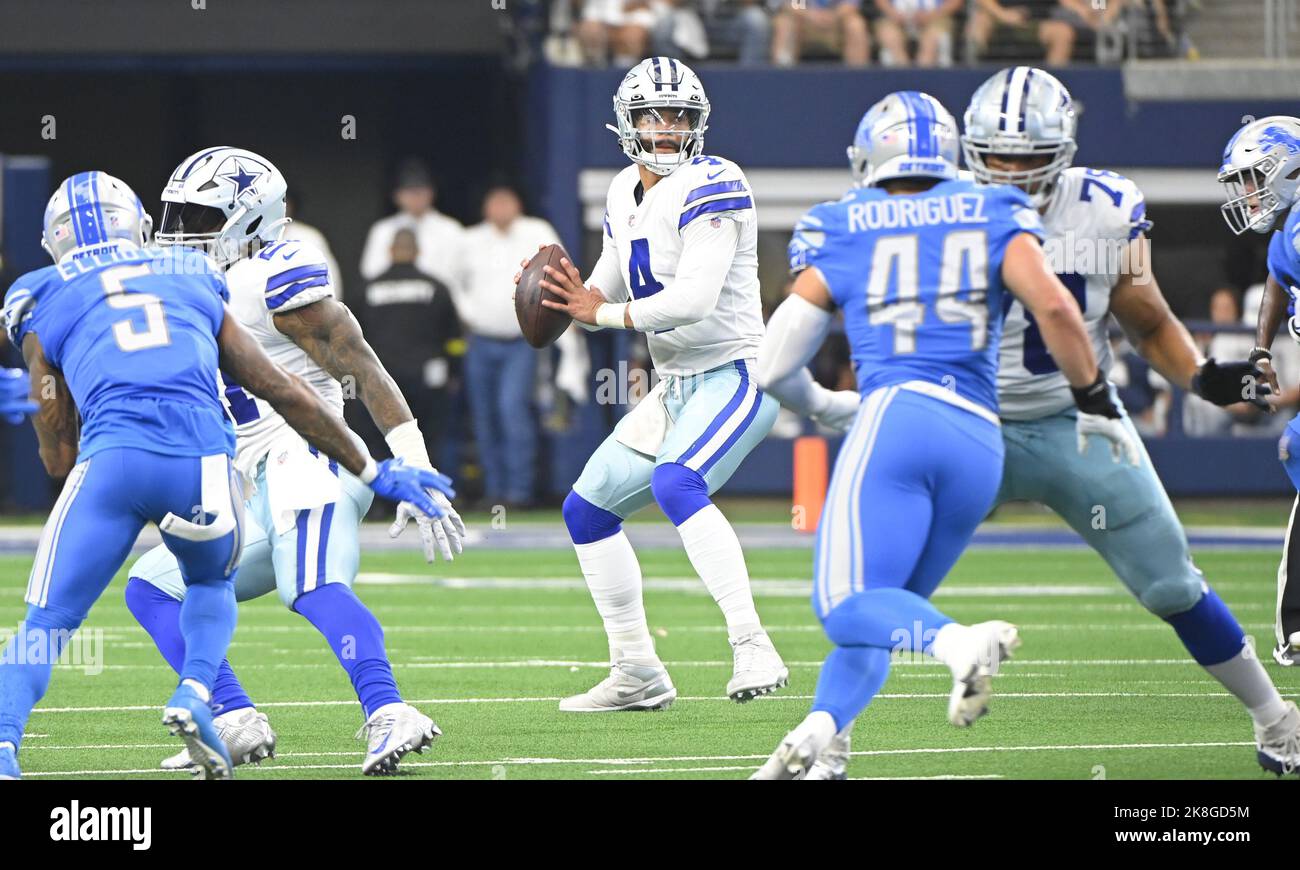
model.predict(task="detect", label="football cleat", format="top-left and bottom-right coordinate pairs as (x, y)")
top-left (751, 712), bottom-right (838, 780)
top-left (802, 723), bottom-right (853, 780)
top-left (162, 684), bottom-right (234, 781)
top-left (0, 742), bottom-right (19, 780)
top-left (558, 661), bottom-right (677, 712)
top-left (944, 620), bottom-right (1020, 728)
top-left (356, 702), bottom-right (440, 776)
top-left (1272, 631), bottom-right (1300, 667)
top-left (1256, 700), bottom-right (1300, 776)
top-left (160, 708), bottom-right (276, 771)
top-left (727, 632), bottom-right (789, 703)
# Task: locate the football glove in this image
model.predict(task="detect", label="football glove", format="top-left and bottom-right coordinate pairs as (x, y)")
top-left (1191, 357), bottom-right (1272, 409)
top-left (810, 389), bottom-right (861, 433)
top-left (389, 484), bottom-right (466, 563)
top-left (365, 460), bottom-right (454, 521)
top-left (1071, 375), bottom-right (1141, 467)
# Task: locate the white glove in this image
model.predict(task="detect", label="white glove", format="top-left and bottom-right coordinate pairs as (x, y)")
top-left (810, 389), bottom-right (861, 433)
top-left (389, 486), bottom-right (466, 562)
top-left (555, 327), bottom-right (590, 405)
top-left (1075, 412), bottom-right (1142, 467)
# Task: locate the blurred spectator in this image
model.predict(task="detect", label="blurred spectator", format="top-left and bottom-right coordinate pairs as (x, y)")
top-left (282, 192), bottom-right (343, 302)
top-left (355, 229), bottom-right (462, 470)
top-left (578, 0), bottom-right (668, 65)
top-left (455, 185), bottom-right (578, 508)
top-left (874, 0), bottom-right (961, 67)
top-left (1039, 0), bottom-right (1126, 64)
top-left (1110, 334), bottom-right (1170, 437)
top-left (772, 0), bottom-right (870, 67)
top-left (360, 158), bottom-right (464, 291)
top-left (651, 1), bottom-right (772, 65)
top-left (1129, 0), bottom-right (1177, 57)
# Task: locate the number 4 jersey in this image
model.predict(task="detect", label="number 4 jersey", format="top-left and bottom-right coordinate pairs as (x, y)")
top-left (591, 155), bottom-right (764, 376)
top-left (790, 178), bottom-right (1044, 416)
top-left (998, 167), bottom-right (1151, 421)
top-left (3, 242), bottom-right (235, 460)
top-left (218, 238), bottom-right (341, 475)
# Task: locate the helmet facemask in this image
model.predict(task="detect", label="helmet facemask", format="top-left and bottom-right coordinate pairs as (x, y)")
top-left (1218, 155), bottom-right (1288, 236)
top-left (609, 99), bottom-right (708, 176)
top-left (156, 197), bottom-right (288, 266)
top-left (962, 136), bottom-right (1076, 208)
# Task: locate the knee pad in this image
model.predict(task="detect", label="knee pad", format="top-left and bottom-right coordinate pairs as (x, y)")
top-left (651, 462), bottom-right (711, 526)
top-left (1137, 561), bottom-right (1206, 618)
top-left (562, 490), bottom-right (623, 544)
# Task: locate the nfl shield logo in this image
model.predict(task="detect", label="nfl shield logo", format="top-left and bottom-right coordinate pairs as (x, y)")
top-left (709, 217), bottom-right (722, 228)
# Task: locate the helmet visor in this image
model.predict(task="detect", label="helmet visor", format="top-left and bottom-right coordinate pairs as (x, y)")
top-left (158, 201), bottom-right (228, 241)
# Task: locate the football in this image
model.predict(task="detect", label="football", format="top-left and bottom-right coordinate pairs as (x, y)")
top-left (514, 243), bottom-right (573, 348)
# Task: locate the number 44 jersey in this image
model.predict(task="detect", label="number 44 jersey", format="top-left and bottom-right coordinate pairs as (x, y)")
top-left (594, 155), bottom-right (764, 376)
top-left (219, 238), bottom-right (341, 474)
top-left (997, 167), bottom-right (1151, 421)
top-left (3, 243), bottom-right (235, 461)
top-left (790, 178), bottom-right (1044, 416)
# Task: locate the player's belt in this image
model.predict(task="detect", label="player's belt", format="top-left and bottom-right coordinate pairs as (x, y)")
top-left (898, 379), bottom-right (1001, 428)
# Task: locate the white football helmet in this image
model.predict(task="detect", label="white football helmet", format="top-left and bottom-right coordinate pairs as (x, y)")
top-left (1218, 116), bottom-right (1300, 235)
top-left (608, 57), bottom-right (710, 176)
top-left (962, 66), bottom-right (1078, 208)
top-left (41, 171), bottom-right (152, 264)
top-left (847, 91), bottom-right (960, 187)
top-left (157, 146), bottom-right (289, 266)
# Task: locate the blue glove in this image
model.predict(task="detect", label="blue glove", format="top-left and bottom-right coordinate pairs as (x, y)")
top-left (366, 458), bottom-right (455, 520)
top-left (0, 368), bottom-right (37, 425)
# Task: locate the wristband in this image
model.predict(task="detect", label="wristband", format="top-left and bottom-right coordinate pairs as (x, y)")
top-left (1070, 372), bottom-right (1120, 419)
top-left (1249, 346), bottom-right (1273, 364)
top-left (595, 303), bottom-right (628, 330)
top-left (359, 457), bottom-right (378, 484)
top-left (384, 419), bottom-right (432, 469)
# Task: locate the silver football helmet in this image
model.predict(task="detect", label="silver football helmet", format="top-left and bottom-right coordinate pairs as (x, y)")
top-left (962, 66), bottom-right (1078, 208)
top-left (1218, 116), bottom-right (1300, 235)
top-left (157, 146), bottom-right (289, 266)
top-left (42, 171), bottom-right (152, 264)
top-left (608, 57), bottom-right (710, 176)
top-left (847, 91), bottom-right (960, 187)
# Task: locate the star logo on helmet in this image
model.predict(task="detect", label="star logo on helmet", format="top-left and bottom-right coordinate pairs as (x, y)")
top-left (222, 162), bottom-right (260, 196)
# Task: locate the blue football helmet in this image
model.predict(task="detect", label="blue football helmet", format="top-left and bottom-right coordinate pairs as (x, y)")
top-left (1218, 116), bottom-right (1300, 235)
top-left (41, 171), bottom-right (152, 264)
top-left (848, 91), bottom-right (960, 187)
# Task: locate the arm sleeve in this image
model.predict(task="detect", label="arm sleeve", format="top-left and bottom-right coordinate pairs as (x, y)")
top-left (625, 217), bottom-right (738, 332)
top-left (755, 292), bottom-right (839, 417)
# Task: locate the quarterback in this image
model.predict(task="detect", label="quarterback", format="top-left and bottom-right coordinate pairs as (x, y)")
top-left (123, 147), bottom-right (465, 775)
top-left (534, 57), bottom-right (788, 710)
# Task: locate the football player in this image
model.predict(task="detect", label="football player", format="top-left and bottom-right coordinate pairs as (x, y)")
top-left (1220, 115), bottom-right (1300, 668)
top-left (751, 90), bottom-right (1137, 779)
top-left (531, 57), bottom-right (787, 710)
top-left (0, 172), bottom-right (448, 780)
top-left (803, 70), bottom-right (1300, 780)
top-left (123, 148), bottom-right (465, 775)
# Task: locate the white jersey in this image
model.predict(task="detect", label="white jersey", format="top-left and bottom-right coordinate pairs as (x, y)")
top-left (590, 155), bottom-right (764, 376)
top-left (998, 167), bottom-right (1151, 420)
top-left (220, 238), bottom-right (343, 475)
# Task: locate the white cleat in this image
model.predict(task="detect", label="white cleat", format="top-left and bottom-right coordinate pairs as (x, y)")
top-left (160, 708), bottom-right (277, 771)
top-left (802, 723), bottom-right (853, 780)
top-left (751, 711), bottom-right (837, 780)
top-left (356, 703), bottom-right (441, 775)
top-left (727, 632), bottom-right (789, 703)
top-left (943, 620), bottom-right (1020, 728)
top-left (1256, 700), bottom-right (1300, 777)
top-left (559, 661), bottom-right (677, 712)
top-left (1272, 631), bottom-right (1300, 667)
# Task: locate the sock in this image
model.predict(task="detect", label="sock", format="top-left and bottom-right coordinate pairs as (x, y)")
top-left (810, 646), bottom-right (892, 730)
top-left (1205, 650), bottom-right (1289, 727)
top-left (178, 580), bottom-right (238, 692)
top-left (0, 606), bottom-right (81, 750)
top-left (294, 584), bottom-right (401, 719)
top-left (822, 588), bottom-right (954, 652)
top-left (573, 532), bottom-right (658, 662)
top-left (126, 577), bottom-right (254, 715)
top-left (674, 505), bottom-right (763, 636)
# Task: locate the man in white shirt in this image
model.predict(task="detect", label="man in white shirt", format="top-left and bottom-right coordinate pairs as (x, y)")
top-left (283, 192), bottom-right (344, 301)
top-left (457, 185), bottom-right (579, 507)
top-left (359, 159), bottom-right (465, 290)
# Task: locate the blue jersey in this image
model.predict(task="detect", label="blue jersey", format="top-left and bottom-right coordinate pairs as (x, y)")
top-left (1267, 204), bottom-right (1300, 317)
top-left (790, 179), bottom-right (1044, 414)
top-left (3, 242), bottom-right (235, 460)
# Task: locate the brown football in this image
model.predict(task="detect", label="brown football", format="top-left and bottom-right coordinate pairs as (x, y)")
top-left (515, 243), bottom-right (574, 348)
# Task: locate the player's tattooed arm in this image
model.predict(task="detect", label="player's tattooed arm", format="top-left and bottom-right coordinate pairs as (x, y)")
top-left (216, 308), bottom-right (370, 478)
top-left (272, 299), bottom-right (414, 434)
top-left (21, 334), bottom-right (78, 478)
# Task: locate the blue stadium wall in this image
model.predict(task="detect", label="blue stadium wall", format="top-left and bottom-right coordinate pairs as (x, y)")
top-left (531, 64), bottom-right (1298, 500)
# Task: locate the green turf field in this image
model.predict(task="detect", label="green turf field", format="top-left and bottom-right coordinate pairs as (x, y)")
top-left (1, 545), bottom-right (1295, 780)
